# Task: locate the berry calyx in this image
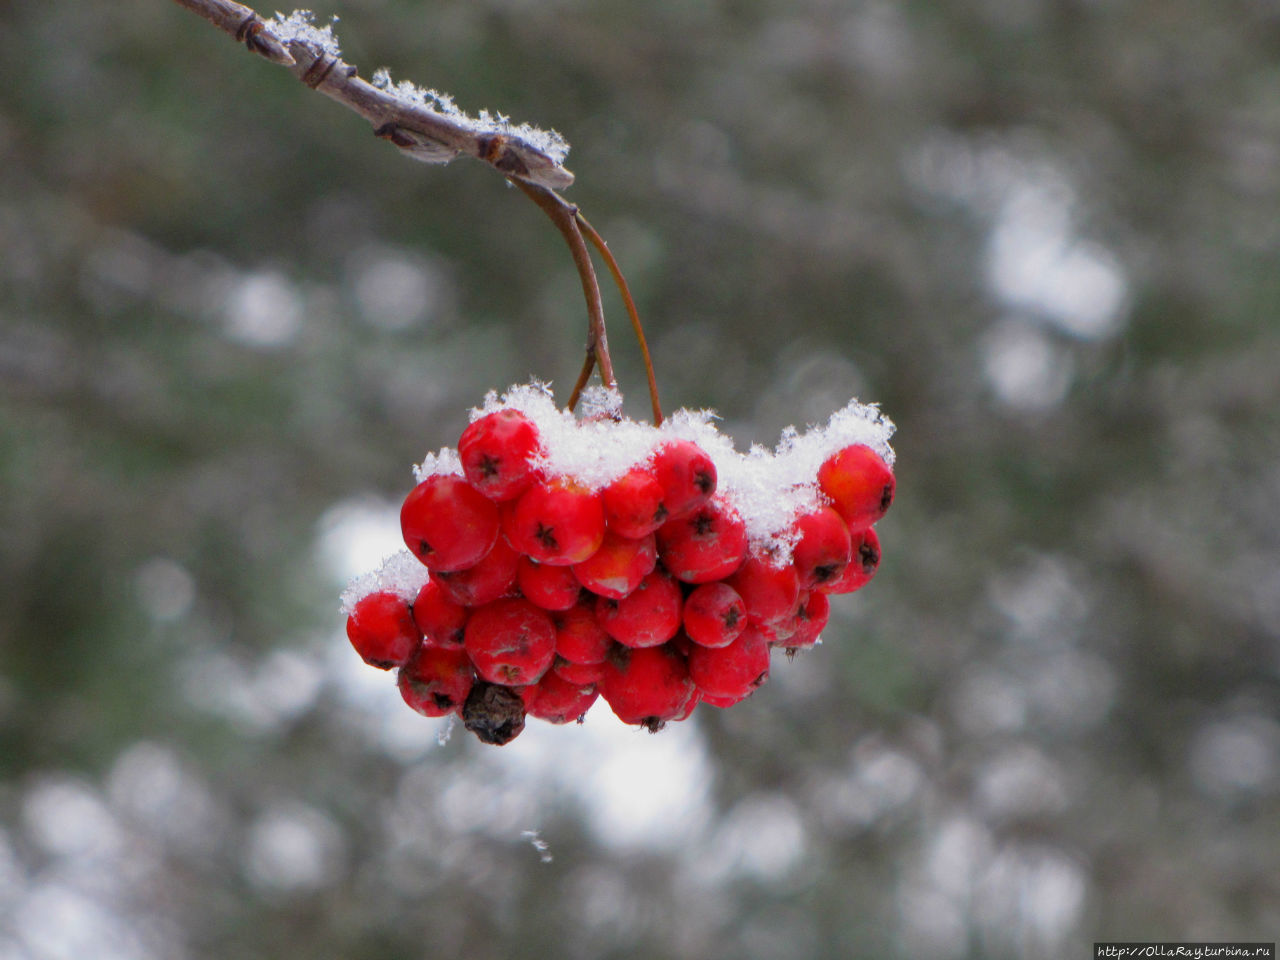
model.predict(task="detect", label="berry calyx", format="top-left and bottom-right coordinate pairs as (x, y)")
top-left (346, 591), bottom-right (421, 669)
top-left (785, 590), bottom-right (829, 650)
top-left (464, 597), bottom-right (556, 685)
top-left (817, 444), bottom-right (895, 533)
top-left (397, 645), bottom-right (474, 717)
top-left (401, 474), bottom-right (500, 572)
top-left (504, 478), bottom-right (606, 566)
top-left (459, 409), bottom-right (544, 501)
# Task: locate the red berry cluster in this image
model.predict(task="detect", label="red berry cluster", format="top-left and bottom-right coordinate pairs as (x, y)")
top-left (343, 386), bottom-right (895, 745)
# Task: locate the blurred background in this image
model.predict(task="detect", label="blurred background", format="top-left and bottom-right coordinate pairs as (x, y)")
top-left (2, 0), bottom-right (1279, 957)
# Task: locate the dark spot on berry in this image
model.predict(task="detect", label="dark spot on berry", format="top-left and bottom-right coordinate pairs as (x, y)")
top-left (653, 503), bottom-right (669, 524)
top-left (368, 658), bottom-right (397, 670)
top-left (641, 717), bottom-right (667, 733)
top-left (693, 511), bottom-right (715, 536)
top-left (534, 523), bottom-right (558, 550)
top-left (880, 483), bottom-right (894, 512)
top-left (859, 541), bottom-right (881, 573)
top-left (478, 453), bottom-right (501, 478)
top-left (813, 563), bottom-right (838, 583)
top-left (694, 469), bottom-right (714, 495)
top-left (462, 681), bottom-right (526, 745)
top-left (750, 670), bottom-right (768, 689)
top-left (418, 538), bottom-right (434, 557)
top-left (432, 693), bottom-right (455, 710)
top-left (722, 606), bottom-right (741, 629)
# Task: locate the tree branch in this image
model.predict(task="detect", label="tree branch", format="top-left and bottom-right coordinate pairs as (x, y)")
top-left (168, 0), bottom-right (574, 190)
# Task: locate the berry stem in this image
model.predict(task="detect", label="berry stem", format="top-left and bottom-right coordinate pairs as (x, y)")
top-left (575, 213), bottom-right (664, 425)
top-left (512, 179), bottom-right (617, 405)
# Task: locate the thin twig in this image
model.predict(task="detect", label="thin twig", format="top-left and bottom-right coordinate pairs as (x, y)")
top-left (575, 214), bottom-right (663, 425)
top-left (168, 0), bottom-right (573, 189)
top-left (512, 180), bottom-right (617, 407)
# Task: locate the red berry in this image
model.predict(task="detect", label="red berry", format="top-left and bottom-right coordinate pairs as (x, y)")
top-left (435, 537), bottom-right (520, 607)
top-left (699, 690), bottom-right (748, 708)
top-left (411, 579), bottom-right (468, 646)
top-left (516, 556), bottom-right (583, 611)
top-left (464, 598), bottom-right (556, 686)
top-left (346, 591), bottom-right (421, 669)
top-left (595, 570), bottom-right (683, 648)
top-left (459, 409), bottom-right (544, 501)
top-left (791, 506), bottom-right (853, 590)
top-left (525, 671), bottom-right (598, 724)
top-left (726, 556), bottom-right (801, 625)
top-left (682, 582), bottom-right (747, 648)
top-left (817, 444), bottom-right (895, 533)
top-left (552, 600), bottom-right (614, 665)
top-left (397, 645), bottom-right (474, 717)
top-left (572, 531), bottom-right (658, 599)
top-left (821, 527), bottom-right (881, 594)
top-left (602, 467), bottom-right (668, 538)
top-left (401, 474), bottom-right (500, 572)
top-left (650, 439), bottom-right (716, 519)
top-left (599, 645), bottom-right (696, 730)
top-left (552, 657), bottom-right (607, 685)
top-left (655, 496), bottom-right (748, 583)
top-left (687, 624), bottom-right (771, 700)
top-left (504, 478), bottom-right (606, 566)
top-left (785, 591), bottom-right (829, 649)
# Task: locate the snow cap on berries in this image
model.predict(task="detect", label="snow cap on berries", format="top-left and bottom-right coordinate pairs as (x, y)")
top-left (340, 549), bottom-right (430, 616)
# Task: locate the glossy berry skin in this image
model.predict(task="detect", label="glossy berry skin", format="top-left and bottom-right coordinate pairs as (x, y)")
top-left (602, 467), bottom-right (668, 539)
top-left (682, 582), bottom-right (747, 648)
top-left (821, 527), bottom-right (881, 594)
top-left (504, 478), bottom-right (606, 566)
top-left (817, 444), bottom-right (895, 533)
top-left (435, 537), bottom-right (520, 607)
top-left (791, 506), bottom-right (853, 591)
top-left (650, 440), bottom-right (717, 519)
top-left (397, 645), bottom-right (474, 717)
top-left (655, 496), bottom-right (748, 583)
top-left (347, 591), bottom-right (421, 669)
top-left (525, 671), bottom-right (598, 724)
top-left (401, 474), bottom-right (500, 572)
top-left (599, 644), bottom-right (696, 729)
top-left (572, 531), bottom-right (657, 599)
top-left (517, 557), bottom-right (582, 611)
top-left (552, 600), bottom-right (614, 665)
top-left (412, 579), bottom-right (468, 647)
top-left (687, 624), bottom-right (771, 700)
top-left (595, 570), bottom-right (683, 648)
top-left (726, 556), bottom-right (801, 626)
top-left (464, 598), bottom-right (556, 686)
top-left (458, 409), bottom-right (544, 501)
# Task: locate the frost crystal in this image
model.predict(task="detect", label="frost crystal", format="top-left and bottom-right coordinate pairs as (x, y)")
top-left (369, 67), bottom-right (570, 165)
top-left (264, 10), bottom-right (342, 58)
top-left (520, 829), bottom-right (554, 863)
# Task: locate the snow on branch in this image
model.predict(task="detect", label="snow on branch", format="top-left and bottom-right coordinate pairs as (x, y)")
top-left (168, 0), bottom-right (574, 190)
